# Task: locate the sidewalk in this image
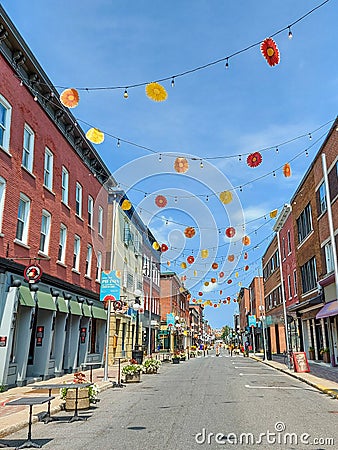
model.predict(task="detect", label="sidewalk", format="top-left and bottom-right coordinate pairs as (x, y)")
top-left (0, 365), bottom-right (120, 439)
top-left (250, 353), bottom-right (338, 399)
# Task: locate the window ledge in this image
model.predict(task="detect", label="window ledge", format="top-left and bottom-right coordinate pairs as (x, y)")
top-left (297, 230), bottom-right (314, 250)
top-left (88, 224), bottom-right (94, 231)
top-left (317, 210), bottom-right (327, 221)
top-left (95, 279), bottom-right (101, 284)
top-left (302, 288), bottom-right (318, 298)
top-left (13, 239), bottom-right (30, 249)
top-left (61, 201), bottom-right (70, 210)
top-left (0, 233), bottom-right (4, 238)
top-left (21, 165), bottom-right (36, 178)
top-left (43, 185), bottom-right (56, 196)
top-left (71, 269), bottom-right (81, 275)
top-left (0, 147), bottom-right (12, 157)
top-left (84, 275), bottom-right (92, 280)
top-left (98, 233), bottom-right (104, 239)
top-left (75, 214), bottom-right (84, 222)
top-left (37, 251), bottom-right (50, 260)
top-left (56, 261), bottom-right (67, 268)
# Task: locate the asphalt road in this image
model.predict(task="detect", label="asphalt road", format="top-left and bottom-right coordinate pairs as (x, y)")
top-left (2, 350), bottom-right (338, 449)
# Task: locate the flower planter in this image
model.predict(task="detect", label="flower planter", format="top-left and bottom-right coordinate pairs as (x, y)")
top-left (65, 388), bottom-right (90, 411)
top-left (322, 352), bottom-right (330, 364)
top-left (180, 357), bottom-right (186, 361)
top-left (125, 372), bottom-right (141, 383)
top-left (308, 350), bottom-right (315, 360)
top-left (144, 368), bottom-right (158, 374)
top-left (172, 358), bottom-right (180, 364)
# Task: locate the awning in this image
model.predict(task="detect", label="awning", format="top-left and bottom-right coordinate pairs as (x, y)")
top-left (57, 298), bottom-right (69, 314)
top-left (37, 292), bottom-right (57, 311)
top-left (69, 300), bottom-right (82, 316)
top-left (82, 304), bottom-right (91, 317)
top-left (288, 295), bottom-right (323, 313)
top-left (92, 306), bottom-right (107, 320)
top-left (18, 286), bottom-right (35, 307)
top-left (316, 300), bottom-right (338, 319)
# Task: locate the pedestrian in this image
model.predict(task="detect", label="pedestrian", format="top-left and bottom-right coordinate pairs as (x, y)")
top-left (215, 344), bottom-right (220, 356)
top-left (230, 343), bottom-right (233, 357)
top-left (244, 340), bottom-right (250, 357)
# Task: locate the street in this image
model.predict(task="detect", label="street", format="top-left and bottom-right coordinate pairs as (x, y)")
top-left (3, 350), bottom-right (338, 449)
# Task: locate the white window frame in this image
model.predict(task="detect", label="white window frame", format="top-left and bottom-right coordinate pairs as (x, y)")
top-left (319, 182), bottom-right (327, 214)
top-left (0, 177), bottom-right (6, 233)
top-left (324, 241), bottom-right (334, 273)
top-left (61, 166), bottom-right (69, 205)
top-left (44, 147), bottom-right (54, 190)
top-left (0, 94), bottom-right (12, 153)
top-left (39, 209), bottom-right (51, 255)
top-left (96, 251), bottom-right (102, 281)
top-left (75, 182), bottom-right (82, 217)
top-left (16, 193), bottom-right (30, 244)
top-left (58, 223), bottom-right (67, 263)
top-left (88, 195), bottom-right (93, 227)
top-left (73, 235), bottom-right (81, 271)
top-left (98, 206), bottom-right (103, 235)
top-left (85, 244), bottom-right (93, 277)
top-left (293, 270), bottom-right (297, 296)
top-left (22, 124), bottom-right (34, 173)
top-left (287, 230), bottom-right (292, 254)
top-left (287, 274), bottom-right (292, 299)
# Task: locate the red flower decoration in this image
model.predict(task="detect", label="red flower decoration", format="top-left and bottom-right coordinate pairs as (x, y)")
top-left (219, 272), bottom-right (225, 278)
top-left (198, 292), bottom-right (203, 297)
top-left (155, 195), bottom-right (167, 208)
top-left (187, 255), bottom-right (195, 264)
top-left (213, 304), bottom-right (218, 308)
top-left (227, 279), bottom-right (232, 284)
top-left (212, 262), bottom-right (219, 270)
top-left (227, 296), bottom-right (231, 301)
top-left (219, 290), bottom-right (222, 295)
top-left (223, 300), bottom-right (227, 304)
top-left (261, 38), bottom-right (280, 67)
top-left (244, 252), bottom-right (248, 260)
top-left (184, 227), bottom-right (196, 238)
top-left (225, 227), bottom-right (236, 238)
top-left (161, 243), bottom-right (168, 252)
top-left (244, 265), bottom-right (249, 271)
top-left (247, 152), bottom-right (262, 168)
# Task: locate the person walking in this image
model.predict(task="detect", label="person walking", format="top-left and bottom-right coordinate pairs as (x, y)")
top-left (244, 340), bottom-right (250, 357)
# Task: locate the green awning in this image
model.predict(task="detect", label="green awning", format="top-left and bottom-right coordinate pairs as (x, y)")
top-left (92, 306), bottom-right (107, 320)
top-left (37, 291), bottom-right (57, 311)
top-left (83, 304), bottom-right (91, 317)
top-left (18, 286), bottom-right (35, 307)
top-left (57, 298), bottom-right (69, 314)
top-left (69, 300), bottom-right (82, 316)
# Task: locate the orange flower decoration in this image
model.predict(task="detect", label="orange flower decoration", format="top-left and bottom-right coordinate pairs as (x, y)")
top-left (211, 278), bottom-right (216, 283)
top-left (212, 262), bottom-right (219, 270)
top-left (184, 227), bottom-right (196, 238)
top-left (60, 88), bottom-right (79, 108)
top-left (161, 243), bottom-right (168, 252)
top-left (187, 255), bottom-right (195, 264)
top-left (228, 254), bottom-right (235, 262)
top-left (247, 152), bottom-right (262, 168)
top-left (174, 157), bottom-right (189, 173)
top-left (283, 163), bottom-right (291, 177)
top-left (242, 235), bottom-right (250, 246)
top-left (225, 227), bottom-right (236, 238)
top-left (261, 38), bottom-right (280, 67)
top-left (155, 195), bottom-right (167, 208)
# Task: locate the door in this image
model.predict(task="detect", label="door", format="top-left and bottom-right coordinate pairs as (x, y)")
top-left (331, 316), bottom-right (338, 366)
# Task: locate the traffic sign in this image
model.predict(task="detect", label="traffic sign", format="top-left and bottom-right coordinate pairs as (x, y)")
top-left (23, 264), bottom-right (42, 283)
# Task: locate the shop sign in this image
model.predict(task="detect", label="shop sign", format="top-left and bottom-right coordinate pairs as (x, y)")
top-left (23, 264), bottom-right (42, 283)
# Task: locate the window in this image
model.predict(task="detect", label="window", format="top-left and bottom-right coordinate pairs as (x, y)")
top-left (75, 182), bottom-right (82, 217)
top-left (85, 244), bottom-right (92, 277)
top-left (61, 167), bottom-right (69, 205)
top-left (73, 235), bottom-right (81, 271)
top-left (0, 94), bottom-right (12, 152)
top-left (287, 274), bottom-right (292, 299)
top-left (287, 230), bottom-right (292, 254)
top-left (318, 182), bottom-right (327, 214)
top-left (44, 148), bottom-right (53, 189)
top-left (324, 241), bottom-right (334, 273)
top-left (98, 206), bottom-right (103, 235)
top-left (293, 270), bottom-right (297, 296)
top-left (39, 210), bottom-right (51, 254)
top-left (96, 251), bottom-right (102, 281)
top-left (88, 196), bottom-right (93, 226)
top-left (16, 194), bottom-right (30, 243)
top-left (300, 257), bottom-right (317, 294)
top-left (0, 177), bottom-right (6, 232)
top-left (58, 224), bottom-right (67, 263)
top-left (123, 221), bottom-right (131, 245)
top-left (297, 203), bottom-right (312, 243)
top-left (282, 237), bottom-right (286, 259)
top-left (22, 124), bottom-right (34, 172)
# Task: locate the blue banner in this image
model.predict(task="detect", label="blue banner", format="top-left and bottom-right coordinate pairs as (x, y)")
top-left (248, 315), bottom-right (257, 327)
top-left (166, 313), bottom-right (175, 327)
top-left (99, 270), bottom-right (121, 302)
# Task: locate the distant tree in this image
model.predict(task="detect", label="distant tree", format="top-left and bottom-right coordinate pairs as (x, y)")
top-left (221, 325), bottom-right (231, 341)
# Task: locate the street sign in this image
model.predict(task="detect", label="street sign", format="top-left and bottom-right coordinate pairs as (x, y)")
top-left (166, 313), bottom-right (175, 327)
top-left (23, 263), bottom-right (42, 283)
top-left (248, 315), bottom-right (257, 327)
top-left (100, 270), bottom-right (121, 302)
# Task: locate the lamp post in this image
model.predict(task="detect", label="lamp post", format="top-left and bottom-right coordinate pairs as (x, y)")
top-left (132, 289), bottom-right (143, 364)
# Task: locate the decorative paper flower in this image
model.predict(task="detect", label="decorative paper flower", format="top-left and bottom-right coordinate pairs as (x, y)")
top-left (242, 235), bottom-right (250, 246)
top-left (155, 195), bottom-right (167, 208)
top-left (244, 265), bottom-right (249, 271)
top-left (198, 292), bottom-right (203, 297)
top-left (247, 152), bottom-right (262, 168)
top-left (192, 298), bottom-right (196, 303)
top-left (227, 296), bottom-right (231, 301)
top-left (60, 88), bottom-right (79, 108)
top-left (187, 255), bottom-right (195, 264)
top-left (227, 279), bottom-right (232, 284)
top-left (180, 262), bottom-right (187, 269)
top-left (161, 243), bottom-right (168, 252)
top-left (204, 281), bottom-right (209, 286)
top-left (145, 82), bottom-right (168, 102)
top-left (244, 252), bottom-right (248, 260)
top-left (212, 262), bottom-right (219, 270)
top-left (184, 227), bottom-right (196, 238)
top-left (152, 241), bottom-right (160, 250)
top-left (270, 209), bottom-right (278, 219)
top-left (193, 270), bottom-right (197, 277)
top-left (220, 290), bottom-right (222, 295)
top-left (219, 272), bottom-right (224, 278)
top-left (283, 163), bottom-right (291, 177)
top-left (261, 37), bottom-right (280, 67)
top-left (211, 278), bottom-right (216, 283)
top-left (227, 299), bottom-right (231, 304)
top-left (201, 249), bottom-right (209, 259)
top-left (219, 190), bottom-right (233, 204)
top-left (223, 300), bottom-right (227, 304)
top-left (213, 304), bottom-right (218, 308)
top-left (228, 254), bottom-right (235, 262)
top-left (233, 299), bottom-right (237, 303)
top-left (167, 261), bottom-right (171, 266)
top-left (174, 157), bottom-right (189, 173)
top-left (86, 128), bottom-right (105, 144)
top-left (235, 272), bottom-right (239, 277)
top-left (121, 199), bottom-right (132, 210)
top-left (225, 227), bottom-right (236, 238)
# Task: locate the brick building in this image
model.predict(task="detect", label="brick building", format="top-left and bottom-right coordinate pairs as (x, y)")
top-left (236, 287), bottom-right (250, 344)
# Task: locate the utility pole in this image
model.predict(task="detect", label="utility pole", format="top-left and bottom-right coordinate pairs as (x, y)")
top-left (147, 255), bottom-right (153, 356)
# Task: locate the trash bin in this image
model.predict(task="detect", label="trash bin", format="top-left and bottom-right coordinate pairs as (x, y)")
top-left (266, 348), bottom-right (272, 360)
top-left (132, 349), bottom-right (143, 365)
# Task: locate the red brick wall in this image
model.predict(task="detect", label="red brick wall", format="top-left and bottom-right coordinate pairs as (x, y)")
top-left (279, 213), bottom-right (298, 307)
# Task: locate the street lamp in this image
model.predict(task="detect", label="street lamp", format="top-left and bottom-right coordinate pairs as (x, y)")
top-left (132, 289), bottom-right (143, 364)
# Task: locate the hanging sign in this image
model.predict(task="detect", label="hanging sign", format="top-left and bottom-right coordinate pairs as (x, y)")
top-left (23, 264), bottom-right (42, 283)
top-left (248, 315), bottom-right (257, 327)
top-left (100, 270), bottom-right (121, 303)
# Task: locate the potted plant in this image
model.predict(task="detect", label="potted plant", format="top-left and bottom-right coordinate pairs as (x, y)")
top-left (60, 372), bottom-right (99, 411)
top-left (143, 357), bottom-right (161, 374)
top-left (180, 351), bottom-right (187, 361)
top-left (122, 360), bottom-right (143, 382)
top-left (190, 346), bottom-right (197, 358)
top-left (308, 347), bottom-right (315, 360)
top-left (172, 353), bottom-right (180, 364)
top-left (320, 347), bottom-right (330, 363)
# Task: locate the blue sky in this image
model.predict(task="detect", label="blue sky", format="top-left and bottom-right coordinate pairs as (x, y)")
top-left (2, 0), bottom-right (337, 328)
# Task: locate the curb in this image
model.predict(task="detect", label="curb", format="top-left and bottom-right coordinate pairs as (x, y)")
top-left (250, 356), bottom-right (338, 400)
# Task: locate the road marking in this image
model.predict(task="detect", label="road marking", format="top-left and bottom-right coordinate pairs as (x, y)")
top-left (239, 373), bottom-right (286, 376)
top-left (245, 384), bottom-right (303, 390)
top-left (234, 366), bottom-right (254, 369)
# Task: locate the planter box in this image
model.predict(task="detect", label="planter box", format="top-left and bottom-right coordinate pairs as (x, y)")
top-left (65, 388), bottom-right (90, 411)
top-left (144, 368), bottom-right (158, 374)
top-left (308, 350), bottom-right (315, 360)
top-left (125, 372), bottom-right (141, 383)
top-left (172, 359), bottom-right (180, 364)
top-left (322, 352), bottom-right (330, 363)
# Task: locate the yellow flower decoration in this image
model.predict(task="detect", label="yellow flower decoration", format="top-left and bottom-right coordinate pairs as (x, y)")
top-left (204, 281), bottom-right (209, 286)
top-left (193, 270), bottom-right (197, 277)
top-left (201, 249), bottom-right (209, 259)
top-left (181, 262), bottom-right (187, 269)
top-left (270, 209), bottom-right (278, 219)
top-left (121, 199), bottom-right (132, 211)
top-left (145, 82), bottom-right (168, 102)
top-left (152, 241), bottom-right (160, 250)
top-left (86, 128), bottom-right (104, 144)
top-left (219, 190), bottom-right (233, 204)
